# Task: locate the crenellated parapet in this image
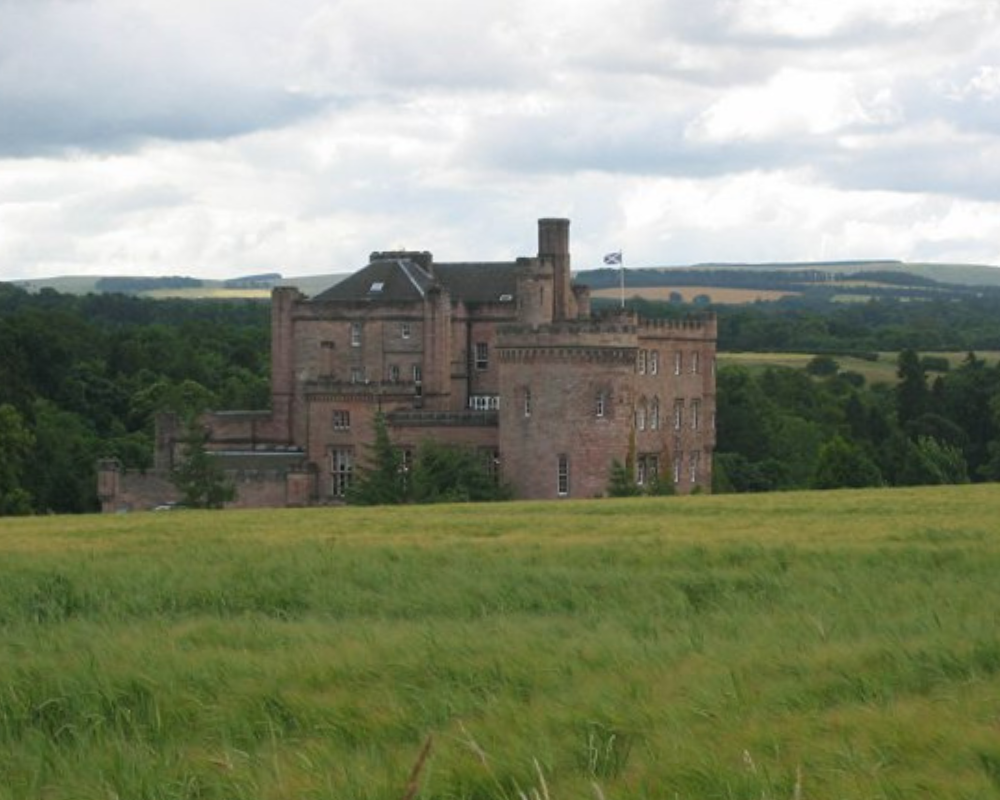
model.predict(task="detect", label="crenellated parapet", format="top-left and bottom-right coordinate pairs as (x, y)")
top-left (498, 320), bottom-right (639, 363)
top-left (638, 314), bottom-right (717, 340)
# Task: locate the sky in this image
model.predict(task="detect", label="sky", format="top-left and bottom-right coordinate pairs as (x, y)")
top-left (3, 0), bottom-right (1000, 281)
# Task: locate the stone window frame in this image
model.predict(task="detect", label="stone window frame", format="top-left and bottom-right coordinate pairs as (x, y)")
top-left (388, 364), bottom-right (400, 383)
top-left (596, 391), bottom-right (606, 418)
top-left (332, 409), bottom-right (351, 431)
top-left (673, 398), bottom-right (684, 430)
top-left (650, 350), bottom-right (659, 375)
top-left (330, 447), bottom-right (354, 497)
top-left (524, 387), bottom-right (532, 417)
top-left (350, 322), bottom-right (362, 348)
top-left (475, 342), bottom-right (489, 370)
top-left (401, 322), bottom-right (411, 340)
top-left (674, 351), bottom-right (683, 376)
top-left (557, 454), bottom-right (569, 496)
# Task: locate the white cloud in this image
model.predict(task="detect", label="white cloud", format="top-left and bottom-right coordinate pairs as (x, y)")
top-left (2, 0), bottom-right (1000, 280)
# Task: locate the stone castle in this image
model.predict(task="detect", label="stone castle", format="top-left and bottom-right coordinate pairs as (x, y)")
top-left (99, 218), bottom-right (717, 510)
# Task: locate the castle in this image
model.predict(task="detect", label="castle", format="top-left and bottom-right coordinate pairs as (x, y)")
top-left (99, 218), bottom-right (717, 510)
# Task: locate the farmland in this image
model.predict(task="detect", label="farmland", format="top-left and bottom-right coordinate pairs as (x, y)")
top-left (3, 486), bottom-right (1000, 799)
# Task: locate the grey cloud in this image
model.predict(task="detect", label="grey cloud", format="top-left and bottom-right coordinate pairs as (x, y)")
top-left (0, 1), bottom-right (329, 156)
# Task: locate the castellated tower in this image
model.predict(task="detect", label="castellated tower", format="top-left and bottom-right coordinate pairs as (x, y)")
top-left (498, 320), bottom-right (639, 499)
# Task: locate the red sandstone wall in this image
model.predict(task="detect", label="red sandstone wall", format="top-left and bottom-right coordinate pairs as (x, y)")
top-left (498, 324), bottom-right (638, 499)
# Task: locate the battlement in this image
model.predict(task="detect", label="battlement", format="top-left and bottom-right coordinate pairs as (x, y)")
top-left (638, 314), bottom-right (717, 339)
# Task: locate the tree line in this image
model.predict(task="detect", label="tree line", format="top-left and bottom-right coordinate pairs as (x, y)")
top-left (0, 285), bottom-right (269, 514)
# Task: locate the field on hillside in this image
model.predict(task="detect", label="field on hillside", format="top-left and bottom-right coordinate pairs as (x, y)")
top-left (591, 286), bottom-right (800, 304)
top-left (719, 351), bottom-right (1000, 384)
top-left (3, 487), bottom-right (1000, 799)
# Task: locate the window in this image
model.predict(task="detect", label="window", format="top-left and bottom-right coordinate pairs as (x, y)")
top-left (637, 455), bottom-right (659, 487)
top-left (475, 342), bottom-right (489, 370)
top-left (524, 388), bottom-right (532, 417)
top-left (596, 392), bottom-right (606, 418)
top-left (369, 281), bottom-right (384, 294)
top-left (350, 322), bottom-right (362, 348)
top-left (401, 322), bottom-right (411, 340)
top-left (331, 448), bottom-right (353, 497)
top-left (636, 399), bottom-right (647, 431)
top-left (350, 367), bottom-right (364, 384)
top-left (674, 399), bottom-right (684, 430)
top-left (650, 351), bottom-right (659, 375)
top-left (638, 350), bottom-right (647, 375)
top-left (691, 352), bottom-right (700, 374)
top-left (332, 410), bottom-right (350, 430)
top-left (469, 395), bottom-right (500, 411)
top-left (650, 397), bottom-right (660, 430)
top-left (673, 453), bottom-right (682, 484)
top-left (557, 454), bottom-right (569, 496)
top-left (388, 364), bottom-right (400, 383)
top-left (674, 351), bottom-right (683, 375)
top-left (689, 450), bottom-right (700, 483)
top-left (412, 364), bottom-right (422, 384)
top-left (691, 399), bottom-right (701, 430)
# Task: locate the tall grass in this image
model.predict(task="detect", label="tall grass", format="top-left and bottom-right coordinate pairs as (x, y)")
top-left (2, 485), bottom-right (1000, 798)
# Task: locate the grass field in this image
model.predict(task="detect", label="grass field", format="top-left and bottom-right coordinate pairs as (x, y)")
top-left (719, 351), bottom-right (1000, 385)
top-left (590, 287), bottom-right (801, 304)
top-left (3, 486), bottom-right (1000, 799)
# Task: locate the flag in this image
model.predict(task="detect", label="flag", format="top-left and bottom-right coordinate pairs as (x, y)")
top-left (603, 251), bottom-right (622, 265)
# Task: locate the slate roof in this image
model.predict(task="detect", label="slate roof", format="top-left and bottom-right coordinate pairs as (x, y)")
top-left (311, 259), bottom-right (436, 303)
top-left (434, 262), bottom-right (518, 304)
top-left (311, 259), bottom-right (520, 305)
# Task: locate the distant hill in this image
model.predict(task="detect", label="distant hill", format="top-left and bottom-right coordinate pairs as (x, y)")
top-left (10, 259), bottom-right (1000, 303)
top-left (577, 259), bottom-right (1000, 305)
top-left (12, 272), bottom-right (348, 299)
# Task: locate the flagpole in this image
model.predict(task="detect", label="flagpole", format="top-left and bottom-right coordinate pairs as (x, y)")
top-left (619, 252), bottom-right (625, 310)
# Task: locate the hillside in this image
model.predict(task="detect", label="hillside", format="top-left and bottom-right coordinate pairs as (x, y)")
top-left (11, 272), bottom-right (348, 299)
top-left (11, 259), bottom-right (1000, 302)
top-left (2, 486), bottom-right (1000, 799)
top-left (579, 259), bottom-right (1000, 305)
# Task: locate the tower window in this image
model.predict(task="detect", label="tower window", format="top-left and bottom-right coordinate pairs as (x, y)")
top-left (350, 322), bottom-right (362, 348)
top-left (332, 410), bottom-right (350, 430)
top-left (401, 322), bottom-right (411, 339)
top-left (475, 342), bottom-right (489, 370)
top-left (557, 454), bottom-right (569, 496)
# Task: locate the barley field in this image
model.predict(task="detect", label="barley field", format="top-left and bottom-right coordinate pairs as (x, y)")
top-left (2, 486), bottom-right (1000, 799)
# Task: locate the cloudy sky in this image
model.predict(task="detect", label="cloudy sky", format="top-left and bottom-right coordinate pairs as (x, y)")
top-left (3, 0), bottom-right (1000, 280)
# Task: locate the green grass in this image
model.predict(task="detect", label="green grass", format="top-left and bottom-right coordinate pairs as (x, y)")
top-left (3, 486), bottom-right (1000, 798)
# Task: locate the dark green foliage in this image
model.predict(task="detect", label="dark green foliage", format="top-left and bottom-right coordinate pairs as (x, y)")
top-left (0, 288), bottom-right (268, 514)
top-left (347, 412), bottom-right (409, 505)
top-left (812, 436), bottom-right (883, 489)
top-left (0, 403), bottom-right (34, 515)
top-left (607, 459), bottom-right (641, 497)
top-left (896, 349), bottom-right (929, 426)
top-left (411, 441), bottom-right (510, 503)
top-left (170, 423), bottom-right (235, 510)
top-left (806, 354), bottom-right (840, 376)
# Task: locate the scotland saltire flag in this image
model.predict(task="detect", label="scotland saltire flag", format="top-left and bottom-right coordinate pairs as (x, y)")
top-left (603, 251), bottom-right (622, 265)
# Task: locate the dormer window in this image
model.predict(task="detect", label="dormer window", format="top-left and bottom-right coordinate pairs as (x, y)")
top-left (370, 281), bottom-right (384, 293)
